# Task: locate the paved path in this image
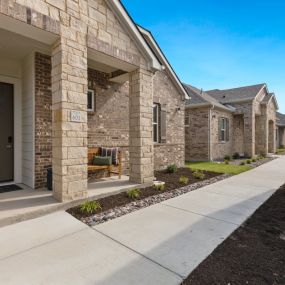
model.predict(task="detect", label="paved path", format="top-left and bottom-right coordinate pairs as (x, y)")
top-left (0, 157), bottom-right (284, 284)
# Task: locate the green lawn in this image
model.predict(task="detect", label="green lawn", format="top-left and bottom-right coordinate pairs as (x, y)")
top-left (186, 161), bottom-right (252, 175)
top-left (276, 148), bottom-right (285, 155)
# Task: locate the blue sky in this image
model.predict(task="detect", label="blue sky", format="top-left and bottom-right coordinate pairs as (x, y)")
top-left (122, 0), bottom-right (285, 113)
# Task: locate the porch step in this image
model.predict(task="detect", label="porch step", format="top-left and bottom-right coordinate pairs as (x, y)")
top-left (0, 176), bottom-right (147, 228)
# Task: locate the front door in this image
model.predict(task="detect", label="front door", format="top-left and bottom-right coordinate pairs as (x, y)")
top-left (0, 82), bottom-right (14, 182)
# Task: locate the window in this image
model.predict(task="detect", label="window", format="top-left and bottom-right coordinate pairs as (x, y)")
top-left (219, 117), bottom-right (229, 142)
top-left (153, 103), bottom-right (160, 143)
top-left (87, 90), bottom-right (95, 112)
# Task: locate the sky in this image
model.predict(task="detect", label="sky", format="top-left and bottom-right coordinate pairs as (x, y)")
top-left (122, 0), bottom-right (285, 113)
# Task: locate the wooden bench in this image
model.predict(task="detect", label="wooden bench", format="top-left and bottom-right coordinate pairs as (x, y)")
top-left (88, 147), bottom-right (122, 179)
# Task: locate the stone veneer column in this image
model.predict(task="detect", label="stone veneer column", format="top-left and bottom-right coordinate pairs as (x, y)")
top-left (244, 110), bottom-right (256, 157)
top-left (51, 38), bottom-right (88, 202)
top-left (129, 68), bottom-right (154, 184)
top-left (259, 106), bottom-right (269, 156)
top-left (268, 120), bottom-right (276, 153)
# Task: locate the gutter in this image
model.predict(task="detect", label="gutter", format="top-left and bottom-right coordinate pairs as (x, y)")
top-left (185, 103), bottom-right (235, 113)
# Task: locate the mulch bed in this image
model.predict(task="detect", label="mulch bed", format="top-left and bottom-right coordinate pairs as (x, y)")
top-left (67, 168), bottom-right (220, 220)
top-left (182, 183), bottom-right (285, 285)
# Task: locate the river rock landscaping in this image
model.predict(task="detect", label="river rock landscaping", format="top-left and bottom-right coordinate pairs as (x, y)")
top-left (182, 183), bottom-right (285, 285)
top-left (67, 168), bottom-right (228, 226)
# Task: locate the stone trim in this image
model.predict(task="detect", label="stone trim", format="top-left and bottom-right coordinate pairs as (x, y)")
top-left (0, 0), bottom-right (60, 35)
top-left (87, 35), bottom-right (141, 67)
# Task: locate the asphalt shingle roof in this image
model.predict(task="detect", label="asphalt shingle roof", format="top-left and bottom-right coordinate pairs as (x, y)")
top-left (206, 83), bottom-right (266, 103)
top-left (277, 112), bottom-right (285, 127)
top-left (184, 84), bottom-right (234, 112)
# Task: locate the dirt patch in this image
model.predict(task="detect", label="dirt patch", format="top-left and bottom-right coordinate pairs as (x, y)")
top-left (67, 168), bottom-right (219, 220)
top-left (182, 184), bottom-right (285, 285)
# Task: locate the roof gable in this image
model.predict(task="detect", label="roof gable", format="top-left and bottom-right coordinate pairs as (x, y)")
top-left (106, 0), bottom-right (161, 71)
top-left (262, 93), bottom-right (279, 110)
top-left (184, 84), bottom-right (235, 112)
top-left (137, 26), bottom-right (188, 99)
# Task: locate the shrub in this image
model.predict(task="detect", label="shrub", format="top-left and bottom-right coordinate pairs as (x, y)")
top-left (280, 145), bottom-right (285, 149)
top-left (252, 158), bottom-right (257, 162)
top-left (240, 161), bottom-right (246, 165)
top-left (179, 176), bottom-right (189, 185)
top-left (224, 155), bottom-right (232, 161)
top-left (154, 184), bottom-right (165, 191)
top-left (232, 152), bottom-right (240, 159)
top-left (193, 170), bottom-right (205, 180)
top-left (127, 188), bottom-right (141, 199)
top-left (246, 159), bottom-right (252, 164)
top-left (167, 164), bottom-right (178, 173)
top-left (80, 200), bottom-right (102, 214)
top-left (224, 160), bottom-right (230, 165)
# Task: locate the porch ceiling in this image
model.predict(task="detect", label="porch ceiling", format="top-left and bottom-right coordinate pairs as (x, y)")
top-left (88, 48), bottom-right (137, 73)
top-left (0, 27), bottom-right (51, 59)
top-left (88, 58), bottom-right (117, 74)
top-left (0, 13), bottom-right (58, 46)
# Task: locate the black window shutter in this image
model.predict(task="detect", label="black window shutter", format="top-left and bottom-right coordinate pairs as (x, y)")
top-left (160, 105), bottom-right (167, 143)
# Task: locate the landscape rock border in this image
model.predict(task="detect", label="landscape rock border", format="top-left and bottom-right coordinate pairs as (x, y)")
top-left (84, 174), bottom-right (230, 226)
top-left (79, 157), bottom-right (276, 226)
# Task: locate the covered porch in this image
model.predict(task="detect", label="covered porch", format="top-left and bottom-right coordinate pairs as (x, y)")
top-left (0, 176), bottom-right (144, 228)
top-left (0, 9), bottom-right (160, 205)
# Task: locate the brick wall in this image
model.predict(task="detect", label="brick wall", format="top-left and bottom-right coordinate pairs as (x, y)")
top-left (185, 107), bottom-right (209, 161)
top-left (34, 52), bottom-right (52, 188)
top-left (231, 101), bottom-right (255, 157)
top-left (210, 109), bottom-right (234, 160)
top-left (153, 71), bottom-right (185, 169)
top-left (87, 68), bottom-right (185, 172)
top-left (87, 68), bottom-right (130, 174)
top-left (233, 115), bottom-right (245, 155)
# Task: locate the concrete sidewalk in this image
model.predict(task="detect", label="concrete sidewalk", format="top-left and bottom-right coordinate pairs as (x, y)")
top-left (0, 156), bottom-right (284, 284)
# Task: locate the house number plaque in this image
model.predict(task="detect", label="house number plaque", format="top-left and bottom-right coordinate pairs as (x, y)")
top-left (70, 110), bottom-right (82, 122)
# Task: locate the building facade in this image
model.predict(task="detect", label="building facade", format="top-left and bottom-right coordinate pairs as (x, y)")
top-left (0, 0), bottom-right (186, 202)
top-left (276, 112), bottom-right (285, 148)
top-left (184, 84), bottom-right (278, 161)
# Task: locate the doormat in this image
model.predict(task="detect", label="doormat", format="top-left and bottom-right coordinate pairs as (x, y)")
top-left (0, 184), bottom-right (23, 193)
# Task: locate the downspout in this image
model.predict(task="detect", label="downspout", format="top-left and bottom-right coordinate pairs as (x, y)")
top-left (208, 105), bottom-right (214, 161)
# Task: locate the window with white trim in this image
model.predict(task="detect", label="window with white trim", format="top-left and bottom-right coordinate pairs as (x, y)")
top-left (87, 90), bottom-right (95, 112)
top-left (153, 103), bottom-right (160, 143)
